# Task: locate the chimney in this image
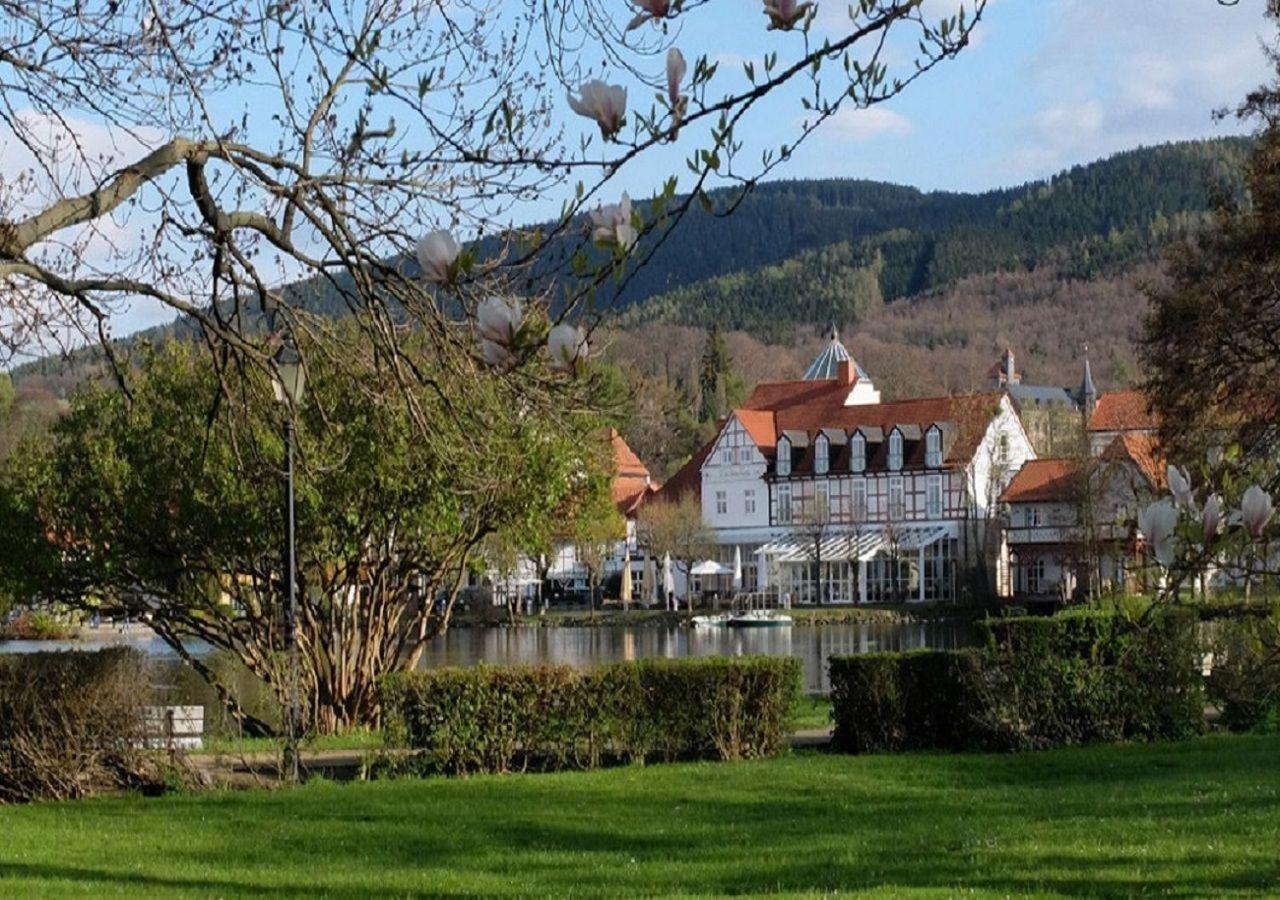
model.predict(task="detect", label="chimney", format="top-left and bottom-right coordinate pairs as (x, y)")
top-left (837, 359), bottom-right (855, 385)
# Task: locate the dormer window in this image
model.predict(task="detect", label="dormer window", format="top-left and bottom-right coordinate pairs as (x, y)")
top-left (849, 432), bottom-right (866, 473)
top-left (888, 430), bottom-right (904, 471)
top-left (776, 436), bottom-right (791, 477)
top-left (926, 428), bottom-right (942, 467)
top-left (814, 433), bottom-right (829, 475)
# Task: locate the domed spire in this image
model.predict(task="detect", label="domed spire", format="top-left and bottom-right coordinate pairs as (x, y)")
top-left (803, 326), bottom-right (867, 382)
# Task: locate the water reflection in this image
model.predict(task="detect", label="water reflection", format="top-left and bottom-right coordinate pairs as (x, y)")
top-left (1, 621), bottom-right (977, 695)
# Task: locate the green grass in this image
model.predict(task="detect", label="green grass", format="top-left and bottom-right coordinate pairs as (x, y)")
top-left (2, 735), bottom-right (1278, 896)
top-left (791, 694), bottom-right (833, 730)
top-left (200, 728), bottom-right (384, 756)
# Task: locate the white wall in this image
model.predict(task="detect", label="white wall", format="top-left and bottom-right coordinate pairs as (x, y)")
top-left (701, 415), bottom-right (771, 533)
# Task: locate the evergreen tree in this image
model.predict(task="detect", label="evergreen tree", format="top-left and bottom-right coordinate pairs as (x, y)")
top-left (698, 326), bottom-right (731, 423)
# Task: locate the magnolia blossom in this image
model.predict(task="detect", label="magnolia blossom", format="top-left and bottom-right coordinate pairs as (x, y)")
top-left (589, 193), bottom-right (638, 252)
top-left (415, 229), bottom-right (460, 284)
top-left (1206, 445), bottom-right (1224, 470)
top-left (1166, 464), bottom-right (1193, 507)
top-left (1202, 493), bottom-right (1223, 544)
top-left (628, 0), bottom-right (670, 29)
top-left (1138, 499), bottom-right (1179, 568)
top-left (666, 48), bottom-right (687, 108)
top-left (763, 0), bottom-right (813, 30)
top-left (1241, 485), bottom-right (1275, 541)
top-left (547, 323), bottom-right (589, 374)
top-left (475, 295), bottom-right (524, 369)
top-left (568, 81), bottom-right (627, 139)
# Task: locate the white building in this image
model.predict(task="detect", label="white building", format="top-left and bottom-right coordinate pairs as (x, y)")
top-left (657, 332), bottom-right (1035, 603)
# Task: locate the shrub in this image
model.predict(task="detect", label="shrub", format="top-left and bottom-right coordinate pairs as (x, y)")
top-left (0, 648), bottom-right (157, 803)
top-left (1204, 613), bottom-right (1280, 732)
top-left (830, 611), bottom-right (1204, 754)
top-left (380, 655), bottom-right (799, 776)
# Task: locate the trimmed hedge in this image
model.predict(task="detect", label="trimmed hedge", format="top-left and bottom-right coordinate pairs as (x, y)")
top-left (831, 610), bottom-right (1204, 754)
top-left (380, 655), bottom-right (800, 775)
top-left (0, 648), bottom-right (155, 803)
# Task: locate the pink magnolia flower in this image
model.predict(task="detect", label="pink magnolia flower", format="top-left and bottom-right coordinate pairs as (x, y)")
top-left (1166, 464), bottom-right (1193, 507)
top-left (628, 0), bottom-right (671, 30)
top-left (666, 48), bottom-right (687, 108)
top-left (568, 81), bottom-right (627, 139)
top-left (547, 323), bottom-right (588, 374)
top-left (1202, 493), bottom-right (1223, 544)
top-left (1138, 499), bottom-right (1179, 569)
top-left (415, 229), bottom-right (460, 284)
top-left (1241, 485), bottom-right (1274, 541)
top-left (763, 0), bottom-right (813, 31)
top-left (589, 194), bottom-right (638, 252)
top-left (475, 295), bottom-right (524, 369)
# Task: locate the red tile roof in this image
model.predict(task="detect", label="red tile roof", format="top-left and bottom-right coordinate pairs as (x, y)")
top-left (1100, 432), bottom-right (1166, 489)
top-left (606, 428), bottom-right (655, 516)
top-left (1088, 390), bottom-right (1158, 433)
top-left (1000, 458), bottom-right (1080, 503)
top-left (737, 379), bottom-right (1007, 468)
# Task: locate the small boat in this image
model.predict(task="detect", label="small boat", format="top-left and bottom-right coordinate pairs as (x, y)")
top-left (725, 609), bottom-right (793, 628)
top-left (691, 613), bottom-right (731, 628)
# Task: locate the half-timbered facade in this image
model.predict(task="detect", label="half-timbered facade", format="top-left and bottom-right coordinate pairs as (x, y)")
top-left (663, 332), bottom-right (1035, 603)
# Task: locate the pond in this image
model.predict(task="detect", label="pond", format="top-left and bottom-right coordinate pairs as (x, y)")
top-left (0, 619), bottom-right (977, 695)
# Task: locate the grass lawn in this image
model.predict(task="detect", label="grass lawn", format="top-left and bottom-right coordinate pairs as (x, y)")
top-left (1, 734), bottom-right (1278, 897)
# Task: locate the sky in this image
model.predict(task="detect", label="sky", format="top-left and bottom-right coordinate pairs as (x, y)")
top-left (4, 0), bottom-right (1275, 344)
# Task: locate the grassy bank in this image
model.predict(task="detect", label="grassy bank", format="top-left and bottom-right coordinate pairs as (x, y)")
top-left (1, 735), bottom-right (1276, 896)
top-left (460, 602), bottom-right (989, 628)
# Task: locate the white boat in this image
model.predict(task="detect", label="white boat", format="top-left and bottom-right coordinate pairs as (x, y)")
top-left (725, 609), bottom-right (793, 628)
top-left (691, 613), bottom-right (731, 628)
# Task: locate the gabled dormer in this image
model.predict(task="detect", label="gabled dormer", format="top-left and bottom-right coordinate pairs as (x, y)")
top-left (887, 427), bottom-right (904, 471)
top-left (849, 429), bottom-right (867, 473)
top-left (775, 434), bottom-right (792, 477)
top-left (813, 432), bottom-right (830, 475)
top-left (925, 423), bottom-right (944, 468)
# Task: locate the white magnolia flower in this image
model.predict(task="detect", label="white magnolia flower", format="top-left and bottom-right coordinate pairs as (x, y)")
top-left (1167, 464), bottom-right (1193, 507)
top-left (475, 295), bottom-right (524, 369)
top-left (1241, 485), bottom-right (1275, 541)
top-left (1206, 445), bottom-right (1224, 471)
top-left (762, 0), bottom-right (813, 30)
top-left (547, 323), bottom-right (588, 374)
top-left (568, 80), bottom-right (627, 139)
top-left (1202, 493), bottom-right (1223, 544)
top-left (415, 229), bottom-right (460, 284)
top-left (1138, 499), bottom-right (1179, 569)
top-left (589, 193), bottom-right (638, 252)
top-left (628, 0), bottom-right (670, 30)
top-left (666, 48), bottom-right (687, 108)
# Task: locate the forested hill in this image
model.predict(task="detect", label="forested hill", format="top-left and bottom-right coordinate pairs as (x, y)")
top-left (617, 138), bottom-right (1249, 340)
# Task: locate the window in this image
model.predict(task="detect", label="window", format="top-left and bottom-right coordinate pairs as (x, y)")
top-left (815, 483), bottom-right (829, 519)
top-left (715, 490), bottom-right (727, 516)
top-left (776, 437), bottom-right (791, 476)
top-left (889, 476), bottom-right (905, 520)
top-left (926, 475), bottom-right (943, 519)
top-left (814, 433), bottom-right (829, 475)
top-left (926, 429), bottom-right (942, 467)
top-left (996, 433), bottom-right (1010, 464)
top-left (1027, 556), bottom-right (1046, 594)
top-left (777, 484), bottom-right (793, 524)
top-left (849, 433), bottom-right (866, 473)
top-left (744, 489), bottom-right (756, 515)
top-left (851, 479), bottom-right (867, 521)
top-left (737, 446), bottom-right (751, 464)
top-left (888, 431), bottom-right (903, 471)
top-left (1025, 505), bottom-right (1043, 527)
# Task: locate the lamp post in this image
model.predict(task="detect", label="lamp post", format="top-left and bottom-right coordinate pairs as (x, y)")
top-left (272, 331), bottom-right (306, 783)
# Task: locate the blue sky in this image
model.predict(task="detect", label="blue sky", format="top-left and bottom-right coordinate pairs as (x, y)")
top-left (591, 0), bottom-right (1273, 205)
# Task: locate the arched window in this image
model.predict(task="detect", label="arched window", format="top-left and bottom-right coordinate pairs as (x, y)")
top-left (888, 430), bottom-right (903, 471)
top-left (849, 433), bottom-right (866, 473)
top-left (926, 428), bottom-right (942, 467)
top-left (814, 433), bottom-right (829, 475)
top-left (776, 436), bottom-right (792, 477)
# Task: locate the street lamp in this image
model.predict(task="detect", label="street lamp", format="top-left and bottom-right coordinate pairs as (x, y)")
top-left (272, 331), bottom-right (305, 783)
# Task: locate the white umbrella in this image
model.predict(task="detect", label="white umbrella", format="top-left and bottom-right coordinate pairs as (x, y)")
top-left (620, 545), bottom-right (633, 608)
top-left (755, 547), bottom-right (768, 591)
top-left (732, 546), bottom-right (743, 594)
top-left (662, 553), bottom-right (675, 610)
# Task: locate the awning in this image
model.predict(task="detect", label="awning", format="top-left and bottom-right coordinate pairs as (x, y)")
top-left (690, 559), bottom-right (735, 576)
top-left (758, 526), bottom-right (949, 563)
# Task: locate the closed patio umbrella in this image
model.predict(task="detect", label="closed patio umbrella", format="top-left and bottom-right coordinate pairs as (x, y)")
top-left (644, 552), bottom-right (658, 605)
top-left (662, 553), bottom-right (675, 610)
top-left (620, 545), bottom-right (633, 609)
top-left (732, 546), bottom-right (743, 595)
top-left (755, 547), bottom-right (768, 591)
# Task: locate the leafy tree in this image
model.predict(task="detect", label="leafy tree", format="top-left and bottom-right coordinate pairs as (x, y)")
top-left (0, 322), bottom-right (612, 733)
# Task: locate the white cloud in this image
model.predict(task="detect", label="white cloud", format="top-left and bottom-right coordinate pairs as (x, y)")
top-left (821, 105), bottom-right (914, 142)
